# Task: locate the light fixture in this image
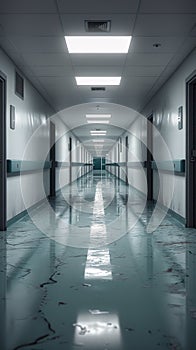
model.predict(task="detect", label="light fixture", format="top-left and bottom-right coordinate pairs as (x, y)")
top-left (76, 77), bottom-right (121, 86)
top-left (65, 36), bottom-right (132, 53)
top-left (93, 140), bottom-right (105, 142)
top-left (87, 120), bottom-right (110, 124)
top-left (90, 130), bottom-right (107, 134)
top-left (91, 134), bottom-right (107, 136)
top-left (86, 114), bottom-right (111, 119)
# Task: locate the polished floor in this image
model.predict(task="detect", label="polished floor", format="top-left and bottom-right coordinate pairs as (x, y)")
top-left (0, 172), bottom-right (196, 350)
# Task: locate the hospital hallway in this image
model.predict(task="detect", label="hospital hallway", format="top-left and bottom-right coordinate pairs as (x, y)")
top-left (0, 1), bottom-right (196, 349)
top-left (0, 172), bottom-right (196, 350)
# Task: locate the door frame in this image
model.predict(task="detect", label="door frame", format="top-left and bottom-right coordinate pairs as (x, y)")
top-left (50, 121), bottom-right (56, 197)
top-left (69, 137), bottom-right (72, 183)
top-left (125, 135), bottom-right (129, 184)
top-left (186, 72), bottom-right (196, 227)
top-left (0, 72), bottom-right (7, 231)
top-left (147, 114), bottom-right (153, 200)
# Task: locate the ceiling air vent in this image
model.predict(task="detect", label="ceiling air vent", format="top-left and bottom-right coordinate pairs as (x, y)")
top-left (91, 87), bottom-right (106, 91)
top-left (85, 20), bottom-right (111, 32)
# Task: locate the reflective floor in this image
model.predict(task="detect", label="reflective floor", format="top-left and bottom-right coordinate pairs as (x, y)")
top-left (0, 173), bottom-right (196, 350)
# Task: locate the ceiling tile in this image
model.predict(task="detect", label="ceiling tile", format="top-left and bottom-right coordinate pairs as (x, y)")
top-left (57, 0), bottom-right (139, 13)
top-left (123, 65), bottom-right (165, 76)
top-left (0, 0), bottom-right (57, 13)
top-left (140, 0), bottom-right (196, 13)
top-left (60, 14), bottom-right (135, 35)
top-left (38, 76), bottom-right (75, 89)
top-left (70, 54), bottom-right (126, 66)
top-left (129, 36), bottom-right (185, 53)
top-left (8, 36), bottom-right (68, 53)
top-left (73, 66), bottom-right (123, 76)
top-left (126, 53), bottom-right (173, 66)
top-left (21, 53), bottom-right (71, 66)
top-left (133, 14), bottom-right (196, 36)
top-left (30, 65), bottom-right (74, 77)
top-left (121, 76), bottom-right (157, 91)
top-left (0, 14), bottom-right (62, 36)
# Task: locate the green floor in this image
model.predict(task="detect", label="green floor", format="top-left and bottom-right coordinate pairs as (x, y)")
top-left (1, 173), bottom-right (196, 349)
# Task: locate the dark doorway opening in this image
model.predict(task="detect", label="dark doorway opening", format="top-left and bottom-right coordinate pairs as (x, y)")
top-left (50, 122), bottom-right (56, 197)
top-left (0, 74), bottom-right (6, 231)
top-left (125, 136), bottom-right (128, 184)
top-left (69, 137), bottom-right (72, 183)
top-left (93, 157), bottom-right (105, 175)
top-left (147, 114), bottom-right (153, 201)
top-left (186, 74), bottom-right (196, 228)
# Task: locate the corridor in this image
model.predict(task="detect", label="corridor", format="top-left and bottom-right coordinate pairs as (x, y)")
top-left (0, 1), bottom-right (196, 349)
top-left (1, 173), bottom-right (196, 350)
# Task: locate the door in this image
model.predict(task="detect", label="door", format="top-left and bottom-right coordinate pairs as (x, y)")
top-left (147, 114), bottom-right (153, 200)
top-left (93, 157), bottom-right (101, 170)
top-left (125, 136), bottom-right (128, 184)
top-left (186, 74), bottom-right (196, 227)
top-left (69, 137), bottom-right (72, 183)
top-left (50, 122), bottom-right (56, 197)
top-left (0, 74), bottom-right (6, 231)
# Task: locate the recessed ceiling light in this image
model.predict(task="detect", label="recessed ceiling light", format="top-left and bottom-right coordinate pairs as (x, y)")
top-left (87, 120), bottom-right (110, 124)
top-left (91, 133), bottom-right (107, 136)
top-left (90, 130), bottom-right (107, 134)
top-left (86, 114), bottom-right (111, 118)
top-left (65, 36), bottom-right (132, 53)
top-left (76, 77), bottom-right (121, 86)
top-left (93, 140), bottom-right (105, 142)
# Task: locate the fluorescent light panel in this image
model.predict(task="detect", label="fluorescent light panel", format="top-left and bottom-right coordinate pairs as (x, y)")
top-left (93, 140), bottom-right (105, 142)
top-left (87, 120), bottom-right (109, 124)
top-left (75, 77), bottom-right (121, 86)
top-left (86, 114), bottom-right (111, 119)
top-left (91, 133), bottom-right (106, 136)
top-left (90, 130), bottom-right (107, 134)
top-left (65, 36), bottom-right (132, 53)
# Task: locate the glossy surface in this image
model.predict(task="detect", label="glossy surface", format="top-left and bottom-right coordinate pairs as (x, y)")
top-left (1, 173), bottom-right (196, 350)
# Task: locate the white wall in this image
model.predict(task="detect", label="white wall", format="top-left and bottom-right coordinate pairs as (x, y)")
top-left (107, 49), bottom-right (196, 218)
top-left (0, 48), bottom-right (53, 221)
top-left (54, 115), bottom-right (92, 191)
top-left (1, 48), bottom-right (92, 222)
top-left (143, 48), bottom-right (196, 217)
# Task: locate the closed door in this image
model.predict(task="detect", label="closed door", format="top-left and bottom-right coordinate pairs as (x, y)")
top-left (147, 114), bottom-right (153, 200)
top-left (186, 75), bottom-right (196, 227)
top-left (0, 75), bottom-right (6, 231)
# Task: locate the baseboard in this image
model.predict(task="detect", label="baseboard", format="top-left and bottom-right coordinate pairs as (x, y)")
top-left (7, 195), bottom-right (50, 227)
top-left (152, 199), bottom-right (185, 225)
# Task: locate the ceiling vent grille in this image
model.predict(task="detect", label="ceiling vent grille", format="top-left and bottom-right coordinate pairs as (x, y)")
top-left (91, 87), bottom-right (106, 91)
top-left (85, 20), bottom-right (111, 32)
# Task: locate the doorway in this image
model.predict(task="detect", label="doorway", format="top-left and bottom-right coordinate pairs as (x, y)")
top-left (69, 137), bottom-right (72, 183)
top-left (147, 114), bottom-right (153, 200)
top-left (0, 74), bottom-right (6, 231)
top-left (186, 74), bottom-right (196, 228)
top-left (50, 122), bottom-right (56, 197)
top-left (93, 157), bottom-right (105, 175)
top-left (125, 136), bottom-right (128, 184)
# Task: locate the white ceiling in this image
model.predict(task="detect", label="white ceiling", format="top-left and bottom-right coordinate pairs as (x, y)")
top-left (0, 0), bottom-right (196, 155)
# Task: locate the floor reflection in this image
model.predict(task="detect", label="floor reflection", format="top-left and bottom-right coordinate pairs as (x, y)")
top-left (73, 312), bottom-right (121, 349)
top-left (85, 180), bottom-right (113, 280)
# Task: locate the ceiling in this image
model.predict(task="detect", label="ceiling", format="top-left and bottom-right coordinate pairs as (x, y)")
top-left (0, 0), bottom-right (196, 155)
top-left (57, 102), bottom-right (136, 155)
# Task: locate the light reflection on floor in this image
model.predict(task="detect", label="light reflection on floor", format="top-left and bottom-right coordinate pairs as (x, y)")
top-left (85, 181), bottom-right (112, 280)
top-left (73, 312), bottom-right (121, 349)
